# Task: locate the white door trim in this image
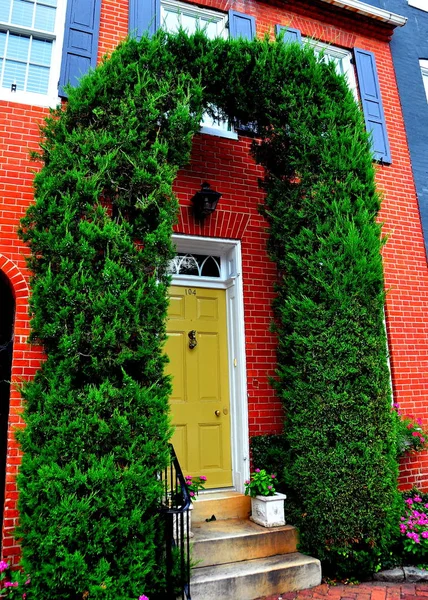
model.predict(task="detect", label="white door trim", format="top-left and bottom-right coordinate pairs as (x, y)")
top-left (170, 234), bottom-right (250, 492)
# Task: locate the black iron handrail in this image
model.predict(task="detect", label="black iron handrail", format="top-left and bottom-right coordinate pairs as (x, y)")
top-left (160, 444), bottom-right (192, 599)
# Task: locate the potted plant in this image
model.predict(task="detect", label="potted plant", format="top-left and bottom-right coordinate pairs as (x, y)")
top-left (244, 469), bottom-right (286, 528)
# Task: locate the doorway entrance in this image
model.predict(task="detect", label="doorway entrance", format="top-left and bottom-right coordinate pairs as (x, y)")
top-left (0, 272), bottom-right (14, 553)
top-left (166, 235), bottom-right (250, 492)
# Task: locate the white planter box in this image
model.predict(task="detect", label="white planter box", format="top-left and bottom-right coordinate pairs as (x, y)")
top-left (250, 493), bottom-right (286, 527)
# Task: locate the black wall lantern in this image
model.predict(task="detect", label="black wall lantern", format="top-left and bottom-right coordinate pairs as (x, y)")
top-left (191, 182), bottom-right (222, 222)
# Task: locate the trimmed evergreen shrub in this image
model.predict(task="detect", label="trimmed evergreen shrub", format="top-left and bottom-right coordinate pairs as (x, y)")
top-left (16, 29), bottom-right (399, 594)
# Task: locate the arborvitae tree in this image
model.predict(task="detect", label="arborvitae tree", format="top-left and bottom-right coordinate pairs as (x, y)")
top-left (17, 34), bottom-right (204, 600)
top-left (16, 30), bottom-right (399, 596)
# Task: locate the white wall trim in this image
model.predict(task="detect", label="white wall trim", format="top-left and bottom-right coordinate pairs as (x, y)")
top-left (316, 0), bottom-right (407, 27)
top-left (171, 234), bottom-right (250, 492)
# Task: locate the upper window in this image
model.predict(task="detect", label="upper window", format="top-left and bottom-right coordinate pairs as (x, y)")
top-left (0, 0), bottom-right (66, 106)
top-left (420, 60), bottom-right (428, 102)
top-left (306, 39), bottom-right (358, 99)
top-left (161, 0), bottom-right (236, 139)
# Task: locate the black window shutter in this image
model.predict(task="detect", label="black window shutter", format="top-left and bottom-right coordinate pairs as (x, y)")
top-left (129, 0), bottom-right (160, 39)
top-left (58, 0), bottom-right (102, 98)
top-left (228, 10), bottom-right (256, 40)
top-left (275, 25), bottom-right (302, 43)
top-left (354, 47), bottom-right (392, 164)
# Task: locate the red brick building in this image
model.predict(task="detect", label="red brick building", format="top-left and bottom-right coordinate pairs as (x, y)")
top-left (1, 0), bottom-right (427, 565)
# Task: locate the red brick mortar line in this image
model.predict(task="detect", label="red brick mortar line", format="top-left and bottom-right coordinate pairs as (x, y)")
top-left (256, 583), bottom-right (428, 600)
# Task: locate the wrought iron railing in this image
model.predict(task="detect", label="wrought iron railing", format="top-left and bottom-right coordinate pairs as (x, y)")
top-left (160, 444), bottom-right (191, 599)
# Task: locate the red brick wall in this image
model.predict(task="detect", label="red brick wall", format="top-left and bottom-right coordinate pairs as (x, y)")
top-left (1, 0), bottom-right (427, 563)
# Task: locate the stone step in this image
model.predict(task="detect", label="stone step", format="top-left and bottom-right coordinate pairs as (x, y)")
top-left (191, 518), bottom-right (298, 566)
top-left (190, 552), bottom-right (322, 600)
top-left (192, 491), bottom-right (250, 523)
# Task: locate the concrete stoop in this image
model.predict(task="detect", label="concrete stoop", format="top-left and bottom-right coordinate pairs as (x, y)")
top-left (189, 492), bottom-right (321, 600)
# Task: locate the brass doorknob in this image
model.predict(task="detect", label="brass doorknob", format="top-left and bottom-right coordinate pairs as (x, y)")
top-left (215, 410), bottom-right (221, 417)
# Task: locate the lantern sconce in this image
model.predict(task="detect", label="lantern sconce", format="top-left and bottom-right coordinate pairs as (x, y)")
top-left (191, 182), bottom-right (222, 222)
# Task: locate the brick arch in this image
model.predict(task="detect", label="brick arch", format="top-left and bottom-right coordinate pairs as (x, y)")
top-left (0, 256), bottom-right (29, 302)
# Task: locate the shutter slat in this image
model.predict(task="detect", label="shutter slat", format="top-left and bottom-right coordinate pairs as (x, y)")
top-left (354, 47), bottom-right (392, 164)
top-left (129, 0), bottom-right (160, 39)
top-left (228, 10), bottom-right (256, 40)
top-left (275, 25), bottom-right (302, 44)
top-left (58, 0), bottom-right (101, 97)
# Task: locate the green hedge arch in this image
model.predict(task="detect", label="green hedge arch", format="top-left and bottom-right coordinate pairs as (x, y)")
top-left (17, 30), bottom-right (399, 598)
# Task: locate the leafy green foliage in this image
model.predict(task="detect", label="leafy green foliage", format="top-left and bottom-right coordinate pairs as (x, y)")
top-left (16, 27), bottom-right (399, 593)
top-left (250, 435), bottom-right (288, 494)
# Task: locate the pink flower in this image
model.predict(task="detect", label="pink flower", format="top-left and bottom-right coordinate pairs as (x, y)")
top-left (406, 498), bottom-right (414, 505)
top-left (414, 496), bottom-right (422, 503)
top-left (199, 476), bottom-right (207, 482)
top-left (245, 480), bottom-right (250, 485)
top-left (407, 531), bottom-right (420, 543)
top-left (189, 491), bottom-right (195, 497)
top-left (268, 485), bottom-right (273, 490)
top-left (412, 432), bottom-right (420, 437)
top-left (421, 438), bottom-right (425, 443)
top-left (271, 474), bottom-right (276, 479)
top-left (139, 596), bottom-right (149, 600)
top-left (422, 531), bottom-right (428, 539)
top-left (255, 468), bottom-right (260, 473)
top-left (0, 560), bottom-right (8, 573)
top-left (4, 581), bottom-right (19, 588)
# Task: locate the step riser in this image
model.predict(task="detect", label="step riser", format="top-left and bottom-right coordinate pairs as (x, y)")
top-left (193, 494), bottom-right (251, 523)
top-left (193, 528), bottom-right (298, 566)
top-left (190, 558), bottom-right (321, 600)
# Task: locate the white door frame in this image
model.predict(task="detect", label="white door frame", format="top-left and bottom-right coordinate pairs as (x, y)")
top-left (170, 234), bottom-right (250, 492)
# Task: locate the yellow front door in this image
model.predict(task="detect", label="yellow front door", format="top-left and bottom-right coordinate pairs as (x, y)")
top-left (166, 285), bottom-right (232, 488)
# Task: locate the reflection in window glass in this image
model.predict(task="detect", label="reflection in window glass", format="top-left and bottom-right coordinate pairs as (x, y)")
top-left (0, 31), bottom-right (52, 93)
top-left (168, 253), bottom-right (221, 277)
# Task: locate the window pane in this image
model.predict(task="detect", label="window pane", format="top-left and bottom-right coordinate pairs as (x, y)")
top-left (7, 33), bottom-right (29, 61)
top-left (27, 62), bottom-right (48, 92)
top-left (34, 3), bottom-right (55, 31)
top-left (3, 59), bottom-right (26, 89)
top-left (0, 0), bottom-right (12, 22)
top-left (0, 31), bottom-right (6, 56)
top-left (30, 36), bottom-right (51, 64)
top-left (181, 13), bottom-right (197, 34)
top-left (11, 0), bottom-right (34, 27)
top-left (162, 9), bottom-right (179, 33)
top-left (203, 20), bottom-right (218, 39)
top-left (40, 0), bottom-right (56, 6)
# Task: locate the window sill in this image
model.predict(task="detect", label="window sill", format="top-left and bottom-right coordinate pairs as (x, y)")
top-left (0, 89), bottom-right (60, 108)
top-left (199, 125), bottom-right (239, 140)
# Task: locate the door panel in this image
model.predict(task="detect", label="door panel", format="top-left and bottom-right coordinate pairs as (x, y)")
top-left (166, 285), bottom-right (232, 488)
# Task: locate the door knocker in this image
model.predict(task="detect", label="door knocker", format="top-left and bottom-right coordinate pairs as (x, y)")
top-left (188, 330), bottom-right (197, 349)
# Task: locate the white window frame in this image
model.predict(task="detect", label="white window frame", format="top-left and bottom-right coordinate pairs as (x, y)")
top-left (161, 0), bottom-right (238, 140)
top-left (0, 0), bottom-right (67, 107)
top-left (408, 0), bottom-right (428, 12)
top-left (305, 38), bottom-right (358, 101)
top-left (420, 60), bottom-right (428, 102)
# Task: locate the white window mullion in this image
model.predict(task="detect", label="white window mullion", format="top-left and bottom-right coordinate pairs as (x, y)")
top-left (23, 34), bottom-right (32, 92)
